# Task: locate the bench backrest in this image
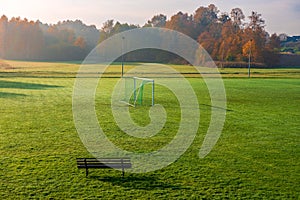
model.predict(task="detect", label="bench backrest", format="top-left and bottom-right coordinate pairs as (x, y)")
top-left (76, 158), bottom-right (131, 169)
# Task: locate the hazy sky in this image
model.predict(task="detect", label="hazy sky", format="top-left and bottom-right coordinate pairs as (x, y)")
top-left (1, 0), bottom-right (299, 35)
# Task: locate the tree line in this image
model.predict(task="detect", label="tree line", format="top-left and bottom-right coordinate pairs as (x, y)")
top-left (100, 5), bottom-right (281, 67)
top-left (0, 4), bottom-right (282, 66)
top-left (0, 16), bottom-right (99, 61)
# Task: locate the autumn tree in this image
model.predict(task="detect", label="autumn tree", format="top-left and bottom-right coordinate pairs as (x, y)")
top-left (239, 11), bottom-right (266, 63)
top-left (198, 31), bottom-right (215, 55)
top-left (194, 4), bottom-right (219, 38)
top-left (263, 33), bottom-right (281, 66)
top-left (242, 39), bottom-right (255, 59)
top-left (230, 8), bottom-right (245, 31)
top-left (99, 20), bottom-right (139, 44)
top-left (218, 12), bottom-right (231, 24)
top-left (0, 15), bottom-right (8, 58)
top-left (248, 11), bottom-right (265, 31)
top-left (0, 17), bottom-right (45, 60)
top-left (145, 14), bottom-right (167, 27)
top-left (74, 36), bottom-right (86, 49)
top-left (165, 12), bottom-right (195, 38)
top-left (47, 27), bottom-right (88, 60)
top-left (26, 20), bottom-right (45, 59)
top-left (54, 19), bottom-right (100, 50)
top-left (267, 33), bottom-right (280, 51)
top-left (99, 19), bottom-right (114, 43)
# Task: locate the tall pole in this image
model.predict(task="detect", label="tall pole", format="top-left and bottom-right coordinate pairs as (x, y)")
top-left (121, 36), bottom-right (125, 77)
top-left (248, 39), bottom-right (252, 78)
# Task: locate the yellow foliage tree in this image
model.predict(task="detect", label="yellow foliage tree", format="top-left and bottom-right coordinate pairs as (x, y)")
top-left (242, 39), bottom-right (255, 59)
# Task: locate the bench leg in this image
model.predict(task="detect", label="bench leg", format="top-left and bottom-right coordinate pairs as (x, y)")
top-left (122, 168), bottom-right (124, 177)
top-left (86, 168), bottom-right (88, 177)
top-left (84, 158), bottom-right (88, 177)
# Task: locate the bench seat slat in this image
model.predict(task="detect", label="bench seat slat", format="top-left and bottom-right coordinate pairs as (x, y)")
top-left (77, 163), bottom-right (132, 167)
top-left (77, 158), bottom-right (130, 161)
top-left (77, 162), bottom-right (131, 165)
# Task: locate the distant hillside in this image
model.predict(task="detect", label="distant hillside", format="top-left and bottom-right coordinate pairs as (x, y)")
top-left (280, 35), bottom-right (300, 54)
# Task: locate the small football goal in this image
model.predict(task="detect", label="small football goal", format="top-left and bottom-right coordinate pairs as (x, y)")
top-left (122, 77), bottom-right (154, 107)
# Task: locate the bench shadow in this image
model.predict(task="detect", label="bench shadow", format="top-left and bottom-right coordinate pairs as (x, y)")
top-left (0, 92), bottom-right (27, 98)
top-left (88, 174), bottom-right (187, 191)
top-left (0, 71), bottom-right (76, 78)
top-left (200, 103), bottom-right (233, 112)
top-left (0, 80), bottom-right (62, 90)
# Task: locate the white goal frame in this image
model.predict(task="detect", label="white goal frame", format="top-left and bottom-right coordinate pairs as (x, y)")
top-left (123, 76), bottom-right (154, 107)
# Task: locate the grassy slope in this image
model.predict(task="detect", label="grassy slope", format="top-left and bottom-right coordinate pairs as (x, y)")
top-left (0, 61), bottom-right (299, 199)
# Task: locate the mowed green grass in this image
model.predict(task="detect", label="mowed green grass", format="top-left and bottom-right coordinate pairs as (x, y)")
top-left (0, 61), bottom-right (299, 199)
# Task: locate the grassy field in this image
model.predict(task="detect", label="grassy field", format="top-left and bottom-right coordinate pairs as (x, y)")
top-left (0, 60), bottom-right (299, 199)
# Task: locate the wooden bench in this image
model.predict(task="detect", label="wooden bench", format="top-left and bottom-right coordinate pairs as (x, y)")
top-left (76, 158), bottom-right (131, 177)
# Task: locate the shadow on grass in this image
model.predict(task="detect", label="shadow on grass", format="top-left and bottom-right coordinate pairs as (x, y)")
top-left (0, 71), bottom-right (77, 78)
top-left (0, 91), bottom-right (27, 98)
top-left (88, 174), bottom-right (188, 191)
top-left (200, 103), bottom-right (233, 112)
top-left (0, 80), bottom-right (62, 90)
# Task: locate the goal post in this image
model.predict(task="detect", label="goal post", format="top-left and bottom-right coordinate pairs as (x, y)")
top-left (123, 77), bottom-right (154, 107)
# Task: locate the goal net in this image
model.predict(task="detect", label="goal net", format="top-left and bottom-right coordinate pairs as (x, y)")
top-left (122, 77), bottom-right (154, 107)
